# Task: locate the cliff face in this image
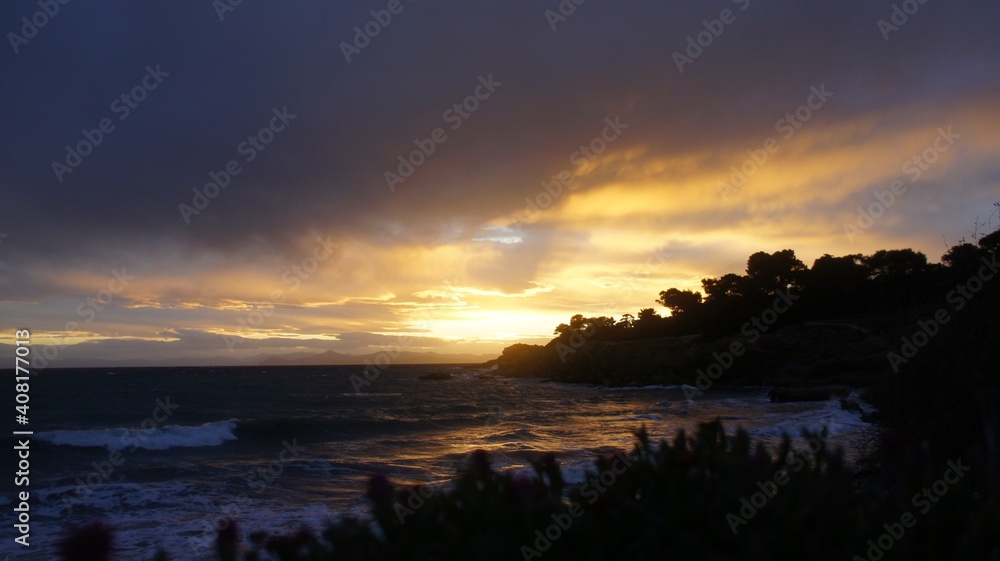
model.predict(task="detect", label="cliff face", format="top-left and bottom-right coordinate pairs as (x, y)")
top-left (486, 323), bottom-right (892, 387)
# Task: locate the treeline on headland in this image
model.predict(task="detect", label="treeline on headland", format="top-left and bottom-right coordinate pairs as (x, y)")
top-left (600, 231), bottom-right (995, 339)
top-left (556, 244), bottom-right (979, 342)
top-left (486, 224), bottom-right (1000, 390)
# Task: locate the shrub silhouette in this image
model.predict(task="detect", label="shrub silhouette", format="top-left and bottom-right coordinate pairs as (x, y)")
top-left (58, 421), bottom-right (994, 561)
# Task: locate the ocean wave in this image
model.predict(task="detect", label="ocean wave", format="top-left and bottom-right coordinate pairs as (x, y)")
top-left (36, 420), bottom-right (239, 451)
top-left (625, 413), bottom-right (667, 422)
top-left (234, 416), bottom-right (446, 441)
top-left (599, 384), bottom-right (684, 391)
top-left (745, 398), bottom-right (871, 447)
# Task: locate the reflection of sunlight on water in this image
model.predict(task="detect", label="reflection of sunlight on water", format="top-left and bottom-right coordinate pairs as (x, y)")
top-left (282, 379), bottom-right (872, 533)
top-left (25, 369), bottom-right (875, 560)
top-left (423, 386), bottom-right (870, 482)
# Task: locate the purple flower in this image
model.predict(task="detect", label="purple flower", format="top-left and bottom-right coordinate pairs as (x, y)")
top-left (217, 518), bottom-right (240, 561)
top-left (367, 473), bottom-right (393, 503)
top-left (58, 522), bottom-right (113, 561)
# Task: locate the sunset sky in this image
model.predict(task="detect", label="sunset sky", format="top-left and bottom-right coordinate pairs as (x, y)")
top-left (1, 1), bottom-right (999, 366)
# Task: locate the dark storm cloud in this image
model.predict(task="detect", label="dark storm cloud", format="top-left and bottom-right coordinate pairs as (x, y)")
top-left (1, 0), bottom-right (998, 289)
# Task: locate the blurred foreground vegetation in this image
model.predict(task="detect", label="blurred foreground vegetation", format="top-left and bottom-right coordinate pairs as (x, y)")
top-left (59, 416), bottom-right (997, 560)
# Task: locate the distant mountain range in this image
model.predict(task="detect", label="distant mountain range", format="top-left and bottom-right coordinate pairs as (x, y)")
top-left (0, 348), bottom-right (495, 369)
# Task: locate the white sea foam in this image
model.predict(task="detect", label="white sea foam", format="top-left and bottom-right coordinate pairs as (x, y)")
top-left (36, 420), bottom-right (239, 452)
top-left (600, 384), bottom-right (684, 391)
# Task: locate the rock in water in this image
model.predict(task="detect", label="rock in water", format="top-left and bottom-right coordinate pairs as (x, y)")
top-left (768, 385), bottom-right (850, 403)
top-left (418, 371), bottom-right (453, 381)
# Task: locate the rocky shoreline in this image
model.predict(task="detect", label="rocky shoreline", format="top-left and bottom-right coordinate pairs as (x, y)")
top-left (483, 321), bottom-right (894, 396)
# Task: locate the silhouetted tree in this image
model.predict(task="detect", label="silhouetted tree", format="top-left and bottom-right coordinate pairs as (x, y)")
top-left (803, 254), bottom-right (870, 314)
top-left (861, 249), bottom-right (933, 310)
top-left (701, 273), bottom-right (749, 302)
top-left (539, 212), bottom-right (997, 347)
top-left (942, 243), bottom-right (986, 279)
top-left (979, 228), bottom-right (1000, 253)
top-left (656, 288), bottom-right (702, 317)
top-left (594, 316), bottom-right (617, 329)
top-left (863, 249), bottom-right (928, 278)
top-left (745, 249), bottom-right (807, 296)
top-left (555, 314), bottom-right (617, 340)
top-left (617, 313), bottom-right (635, 329)
top-left (637, 308), bottom-right (660, 322)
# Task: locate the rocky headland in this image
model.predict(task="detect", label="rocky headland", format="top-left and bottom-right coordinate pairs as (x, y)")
top-left (484, 321), bottom-right (893, 394)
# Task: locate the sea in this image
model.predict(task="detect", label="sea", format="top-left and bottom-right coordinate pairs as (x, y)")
top-left (0, 365), bottom-right (872, 560)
